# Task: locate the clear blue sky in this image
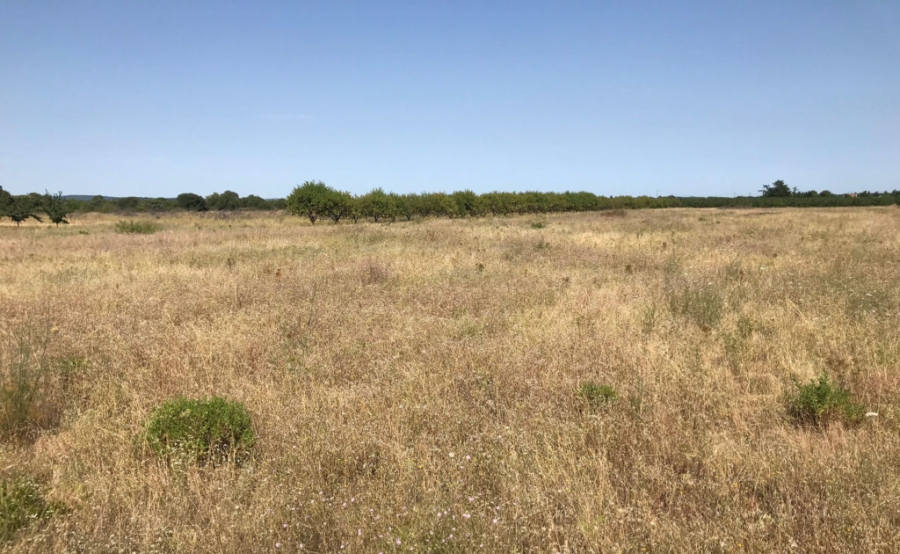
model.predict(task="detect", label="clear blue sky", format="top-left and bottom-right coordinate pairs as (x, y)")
top-left (2, 1), bottom-right (898, 198)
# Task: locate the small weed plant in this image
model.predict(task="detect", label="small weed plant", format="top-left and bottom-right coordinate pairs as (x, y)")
top-left (0, 477), bottom-right (67, 541)
top-left (0, 328), bottom-right (61, 442)
top-left (115, 220), bottom-right (161, 234)
top-left (579, 382), bottom-right (618, 409)
top-left (787, 374), bottom-right (865, 427)
top-left (144, 396), bottom-right (256, 466)
top-left (667, 281), bottom-right (724, 329)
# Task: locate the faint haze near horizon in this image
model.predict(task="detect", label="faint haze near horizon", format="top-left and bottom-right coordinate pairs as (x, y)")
top-left (1, 1), bottom-right (898, 199)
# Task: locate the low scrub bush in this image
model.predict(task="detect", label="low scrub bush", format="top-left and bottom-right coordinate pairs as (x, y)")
top-left (143, 396), bottom-right (256, 466)
top-left (0, 477), bottom-right (67, 541)
top-left (114, 220), bottom-right (161, 234)
top-left (579, 382), bottom-right (618, 408)
top-left (787, 374), bottom-right (865, 427)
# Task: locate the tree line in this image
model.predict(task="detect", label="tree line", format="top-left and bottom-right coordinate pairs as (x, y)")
top-left (2, 182), bottom-right (898, 226)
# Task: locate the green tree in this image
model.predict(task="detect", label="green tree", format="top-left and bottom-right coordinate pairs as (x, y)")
top-left (761, 180), bottom-right (792, 197)
top-left (241, 194), bottom-right (269, 210)
top-left (327, 190), bottom-right (352, 223)
top-left (207, 190), bottom-right (241, 211)
top-left (0, 186), bottom-right (12, 218)
top-left (115, 197), bottom-right (141, 211)
top-left (359, 188), bottom-right (396, 222)
top-left (176, 193), bottom-right (208, 211)
top-left (42, 190), bottom-right (71, 226)
top-left (6, 196), bottom-right (42, 227)
top-left (286, 181), bottom-right (335, 224)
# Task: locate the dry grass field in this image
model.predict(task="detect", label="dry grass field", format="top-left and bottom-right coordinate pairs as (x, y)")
top-left (1, 207), bottom-right (899, 553)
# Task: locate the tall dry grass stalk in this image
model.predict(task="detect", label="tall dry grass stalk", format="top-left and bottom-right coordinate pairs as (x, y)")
top-left (1, 207), bottom-right (899, 552)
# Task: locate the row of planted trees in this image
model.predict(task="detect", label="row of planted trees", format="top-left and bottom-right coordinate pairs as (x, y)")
top-left (286, 181), bottom-right (692, 224)
top-left (285, 181), bottom-right (900, 224)
top-left (0, 188), bottom-right (72, 226)
top-left (3, 182), bottom-right (899, 227)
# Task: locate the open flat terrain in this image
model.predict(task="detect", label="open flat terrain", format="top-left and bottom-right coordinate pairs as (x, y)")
top-left (1, 207), bottom-right (900, 552)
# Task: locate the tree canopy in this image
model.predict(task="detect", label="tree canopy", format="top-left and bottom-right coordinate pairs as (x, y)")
top-left (761, 180), bottom-right (793, 197)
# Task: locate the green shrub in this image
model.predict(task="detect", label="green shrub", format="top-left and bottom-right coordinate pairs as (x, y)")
top-left (144, 396), bottom-right (256, 466)
top-left (579, 382), bottom-right (618, 408)
top-left (114, 220), bottom-right (161, 234)
top-left (530, 221), bottom-right (546, 229)
top-left (0, 478), bottom-right (67, 541)
top-left (787, 374), bottom-right (864, 427)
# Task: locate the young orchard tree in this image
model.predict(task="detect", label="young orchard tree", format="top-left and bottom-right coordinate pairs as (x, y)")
top-left (327, 190), bottom-right (353, 223)
top-left (359, 188), bottom-right (396, 222)
top-left (286, 181), bottom-right (340, 224)
top-left (6, 195), bottom-right (43, 227)
top-left (43, 190), bottom-right (71, 226)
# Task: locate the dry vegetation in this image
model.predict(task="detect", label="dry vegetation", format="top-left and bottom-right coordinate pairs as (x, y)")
top-left (1, 207), bottom-right (899, 552)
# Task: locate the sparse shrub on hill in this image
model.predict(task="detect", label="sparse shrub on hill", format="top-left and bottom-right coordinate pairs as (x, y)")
top-left (786, 374), bottom-right (865, 427)
top-left (114, 220), bottom-right (161, 234)
top-left (143, 396), bottom-right (256, 466)
top-left (0, 477), bottom-right (67, 541)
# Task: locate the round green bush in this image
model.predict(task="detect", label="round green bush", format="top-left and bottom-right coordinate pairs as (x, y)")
top-left (144, 396), bottom-right (255, 466)
top-left (0, 478), bottom-right (66, 541)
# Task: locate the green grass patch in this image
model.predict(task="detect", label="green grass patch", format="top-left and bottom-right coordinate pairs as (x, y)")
top-left (114, 220), bottom-right (161, 234)
top-left (143, 396), bottom-right (256, 466)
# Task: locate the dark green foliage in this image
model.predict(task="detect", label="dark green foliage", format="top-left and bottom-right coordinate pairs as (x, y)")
top-left (114, 220), bottom-right (161, 234)
top-left (0, 186), bottom-right (12, 216)
top-left (286, 181), bottom-right (352, 224)
top-left (86, 195), bottom-right (115, 213)
top-left (579, 382), bottom-right (618, 408)
top-left (4, 195), bottom-right (42, 227)
top-left (0, 478), bottom-right (67, 541)
top-left (206, 190), bottom-right (241, 211)
top-left (787, 374), bottom-right (865, 427)
top-left (359, 188), bottom-right (396, 222)
top-left (114, 196), bottom-right (142, 211)
top-left (761, 179), bottom-right (793, 197)
top-left (144, 396), bottom-right (256, 465)
top-left (176, 192), bottom-right (208, 211)
top-left (42, 190), bottom-right (70, 226)
top-left (241, 194), bottom-right (270, 210)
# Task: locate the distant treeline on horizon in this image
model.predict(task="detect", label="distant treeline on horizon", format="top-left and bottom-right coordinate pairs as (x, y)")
top-left (2, 184), bottom-right (899, 222)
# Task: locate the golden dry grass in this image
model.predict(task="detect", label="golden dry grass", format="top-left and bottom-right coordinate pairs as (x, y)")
top-left (1, 207), bottom-right (899, 552)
